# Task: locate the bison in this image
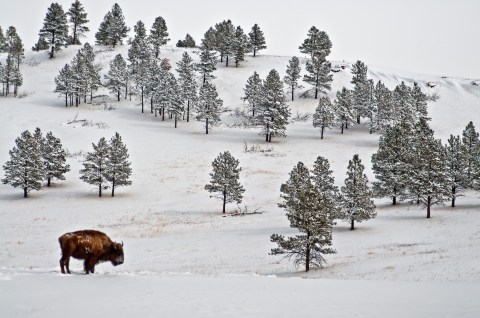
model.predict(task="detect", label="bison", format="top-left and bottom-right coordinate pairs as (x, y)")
top-left (58, 230), bottom-right (124, 274)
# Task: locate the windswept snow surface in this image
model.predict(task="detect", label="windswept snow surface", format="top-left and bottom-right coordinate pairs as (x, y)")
top-left (1, 46), bottom-right (480, 317)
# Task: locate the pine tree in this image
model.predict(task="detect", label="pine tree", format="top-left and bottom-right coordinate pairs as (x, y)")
top-left (196, 82), bottom-right (223, 134)
top-left (248, 24), bottom-right (266, 57)
top-left (334, 87), bottom-right (355, 133)
top-left (32, 35), bottom-right (49, 52)
top-left (149, 16), bottom-right (170, 58)
top-left (215, 20), bottom-right (235, 66)
top-left (40, 131), bottom-right (70, 187)
top-left (351, 61), bottom-right (372, 124)
top-left (5, 26), bottom-right (25, 67)
top-left (0, 26), bottom-right (6, 52)
top-left (371, 81), bottom-right (394, 133)
top-left (350, 60), bottom-right (368, 86)
top-left (461, 121), bottom-right (480, 188)
top-left (2, 130), bottom-right (44, 198)
top-left (412, 83), bottom-right (429, 121)
top-left (303, 57), bottom-right (332, 99)
top-left (232, 26), bottom-right (250, 67)
top-left (39, 3), bottom-right (69, 58)
top-left (0, 62), bottom-right (5, 96)
top-left (95, 3), bottom-right (129, 47)
top-left (284, 56), bottom-right (301, 101)
top-left (205, 151), bottom-right (245, 213)
top-left (393, 81), bottom-right (415, 126)
top-left (67, 0), bottom-right (89, 45)
top-left (299, 27), bottom-right (332, 61)
top-left (176, 52), bottom-right (197, 122)
top-left (80, 137), bottom-right (110, 197)
top-left (270, 161), bottom-right (335, 272)
top-left (313, 96), bottom-right (336, 139)
top-left (196, 37), bottom-right (217, 84)
top-left (128, 21), bottom-right (152, 113)
top-left (255, 69), bottom-right (290, 142)
top-left (445, 135), bottom-right (467, 207)
top-left (176, 34), bottom-right (196, 47)
top-left (243, 71), bottom-right (263, 117)
top-left (409, 119), bottom-right (450, 218)
top-left (164, 73), bottom-right (185, 128)
top-left (105, 132), bottom-right (132, 197)
top-left (105, 54), bottom-right (127, 101)
top-left (340, 154), bottom-right (376, 230)
top-left (371, 122), bottom-right (412, 205)
top-left (311, 156), bottom-right (341, 219)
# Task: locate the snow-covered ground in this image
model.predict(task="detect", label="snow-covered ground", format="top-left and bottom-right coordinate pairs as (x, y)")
top-left (1, 46), bottom-right (480, 317)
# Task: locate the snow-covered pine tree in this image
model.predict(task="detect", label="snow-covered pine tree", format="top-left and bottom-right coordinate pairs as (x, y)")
top-left (340, 154), bottom-right (376, 230)
top-left (9, 54), bottom-right (23, 97)
top-left (196, 82), bottom-right (223, 134)
top-left (81, 43), bottom-right (101, 101)
top-left (105, 54), bottom-right (127, 101)
top-left (149, 16), bottom-right (170, 58)
top-left (412, 83), bottom-right (429, 121)
top-left (2, 130), bottom-right (44, 198)
top-left (255, 69), bottom-right (290, 142)
top-left (352, 73), bottom-right (374, 124)
top-left (176, 52), bottom-right (197, 122)
top-left (105, 132), bottom-right (132, 197)
top-left (164, 74), bottom-right (184, 128)
top-left (67, 0), bottom-right (89, 45)
top-left (461, 121), bottom-right (480, 188)
top-left (196, 37), bottom-right (217, 84)
top-left (271, 161), bottom-right (335, 272)
top-left (371, 121), bottom-right (412, 205)
top-left (39, 3), bottom-right (69, 58)
top-left (0, 26), bottom-right (6, 52)
top-left (95, 3), bottom-right (129, 47)
top-left (445, 135), bottom-right (467, 207)
top-left (303, 57), bottom-right (332, 99)
top-left (371, 80), bottom-right (394, 133)
top-left (79, 137), bottom-right (110, 197)
top-left (215, 20), bottom-right (235, 66)
top-left (5, 26), bottom-right (25, 68)
top-left (334, 87), bottom-right (355, 134)
top-left (205, 151), bottom-right (245, 213)
top-left (176, 34), bottom-right (196, 47)
top-left (284, 56), bottom-right (301, 101)
top-left (248, 24), bottom-right (266, 57)
top-left (393, 81), bottom-right (415, 126)
top-left (243, 71), bottom-right (263, 117)
top-left (32, 35), bottom-right (49, 52)
top-left (129, 21), bottom-right (153, 113)
top-left (299, 27), bottom-right (332, 61)
top-left (409, 118), bottom-right (450, 218)
top-left (40, 131), bottom-right (70, 187)
top-left (2, 54), bottom-right (14, 96)
top-left (232, 26), bottom-right (250, 67)
top-left (0, 62), bottom-right (5, 96)
top-left (311, 156), bottom-right (341, 219)
top-left (350, 60), bottom-right (368, 86)
top-left (313, 96), bottom-right (336, 139)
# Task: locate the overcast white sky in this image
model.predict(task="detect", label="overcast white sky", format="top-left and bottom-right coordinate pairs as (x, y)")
top-left (1, 0), bottom-right (479, 78)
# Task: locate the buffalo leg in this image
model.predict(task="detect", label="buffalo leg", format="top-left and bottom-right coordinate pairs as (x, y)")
top-left (86, 257), bottom-right (97, 274)
top-left (60, 256), bottom-right (71, 274)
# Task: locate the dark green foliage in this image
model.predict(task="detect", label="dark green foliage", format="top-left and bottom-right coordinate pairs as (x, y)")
top-left (196, 82), bottom-right (223, 134)
top-left (79, 137), bottom-right (110, 197)
top-left (299, 26), bottom-right (332, 61)
top-left (149, 16), bottom-right (169, 58)
top-left (303, 57), bottom-right (332, 99)
top-left (248, 24), bottom-right (266, 57)
top-left (95, 3), bottom-right (129, 47)
top-left (445, 135), bottom-right (467, 207)
top-left (243, 71), bottom-right (263, 117)
top-left (284, 56), bottom-right (301, 101)
top-left (40, 131), bottom-right (70, 187)
top-left (176, 34), bottom-right (196, 48)
top-left (205, 151), bottom-right (245, 213)
top-left (106, 132), bottom-right (132, 197)
top-left (461, 121), bottom-right (480, 188)
top-left (313, 96), bottom-right (336, 139)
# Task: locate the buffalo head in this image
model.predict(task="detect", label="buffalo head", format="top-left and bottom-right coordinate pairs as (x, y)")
top-left (110, 241), bottom-right (124, 266)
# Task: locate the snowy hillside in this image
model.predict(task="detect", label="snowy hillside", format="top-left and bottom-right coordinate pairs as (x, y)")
top-left (1, 46), bottom-right (480, 317)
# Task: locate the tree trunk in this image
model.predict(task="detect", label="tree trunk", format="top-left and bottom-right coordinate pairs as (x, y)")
top-left (99, 184), bottom-right (102, 197)
top-left (452, 185), bottom-right (456, 207)
top-left (206, 118), bottom-right (209, 134)
top-left (291, 88), bottom-right (294, 101)
top-left (47, 177), bottom-right (51, 187)
top-left (117, 91), bottom-right (120, 102)
top-left (341, 122), bottom-right (344, 134)
top-left (427, 195), bottom-right (431, 218)
top-left (253, 48), bottom-right (256, 57)
top-left (162, 108), bottom-right (165, 121)
top-left (393, 187), bottom-right (397, 205)
top-left (321, 125), bottom-right (324, 139)
top-left (222, 190), bottom-right (226, 213)
top-left (23, 187), bottom-right (27, 198)
top-left (187, 100), bottom-right (190, 122)
top-left (151, 98), bottom-right (153, 113)
top-left (226, 55), bottom-right (229, 67)
top-left (305, 231), bottom-right (310, 272)
top-left (315, 87), bottom-right (318, 99)
top-left (65, 93), bottom-right (68, 107)
top-left (350, 219), bottom-right (355, 231)
top-left (111, 179), bottom-right (115, 197)
top-left (357, 115), bottom-right (361, 124)
top-left (141, 87), bottom-right (144, 113)
top-left (175, 114), bottom-right (177, 128)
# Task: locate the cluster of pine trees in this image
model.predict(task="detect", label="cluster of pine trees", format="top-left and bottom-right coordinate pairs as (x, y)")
top-left (2, 128), bottom-right (70, 197)
top-left (0, 26), bottom-right (24, 97)
top-left (34, 1), bottom-right (89, 58)
top-left (54, 43), bottom-right (101, 106)
top-left (313, 60), bottom-right (431, 139)
top-left (372, 120), bottom-right (480, 217)
top-left (2, 130), bottom-right (132, 198)
top-left (198, 20), bottom-right (267, 68)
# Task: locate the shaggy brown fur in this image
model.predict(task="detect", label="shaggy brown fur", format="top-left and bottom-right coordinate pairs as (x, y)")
top-left (59, 230), bottom-right (124, 274)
